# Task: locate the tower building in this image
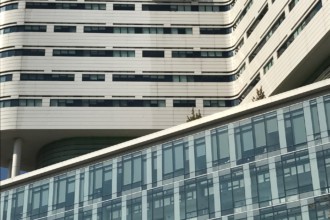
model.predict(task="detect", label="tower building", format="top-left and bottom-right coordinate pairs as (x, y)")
top-left (1, 0), bottom-right (330, 219)
top-left (1, 0), bottom-right (329, 173)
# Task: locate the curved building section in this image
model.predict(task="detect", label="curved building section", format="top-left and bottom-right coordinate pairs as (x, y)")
top-left (0, 0), bottom-right (330, 171)
top-left (36, 137), bottom-right (135, 168)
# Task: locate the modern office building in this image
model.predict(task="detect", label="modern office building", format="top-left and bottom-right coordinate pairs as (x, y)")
top-left (1, 0), bottom-right (330, 175)
top-left (1, 79), bottom-right (330, 220)
top-left (1, 0), bottom-right (330, 218)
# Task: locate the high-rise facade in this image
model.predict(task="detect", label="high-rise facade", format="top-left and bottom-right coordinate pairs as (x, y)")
top-left (1, 0), bottom-right (330, 219)
top-left (1, 0), bottom-right (330, 173)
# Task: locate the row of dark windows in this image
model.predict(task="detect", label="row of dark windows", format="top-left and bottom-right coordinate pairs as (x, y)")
top-left (233, 0), bottom-right (253, 29)
top-left (49, 99), bottom-right (236, 107)
top-left (288, 0), bottom-right (300, 11)
top-left (50, 99), bottom-right (166, 107)
top-left (112, 66), bottom-right (245, 82)
top-left (249, 12), bottom-right (286, 62)
top-left (7, 67), bottom-right (245, 82)
top-left (3, 1), bottom-right (316, 63)
top-left (0, 74), bottom-right (12, 83)
top-left (0, 25), bottom-right (78, 34)
top-left (0, 99), bottom-right (42, 108)
top-left (0, 49), bottom-right (237, 58)
top-left (1, 69), bottom-right (259, 109)
top-left (172, 51), bottom-right (233, 58)
top-left (20, 74), bottom-right (74, 81)
top-left (0, 25), bottom-right (234, 35)
top-left (142, 51), bottom-right (164, 58)
top-left (82, 74), bottom-right (105, 81)
top-left (84, 26), bottom-right (192, 34)
top-left (26, 2), bottom-right (106, 10)
top-left (52, 50), bottom-right (135, 57)
top-left (0, 3), bottom-right (18, 12)
top-left (54, 26), bottom-right (76, 33)
top-left (200, 27), bottom-right (232, 35)
top-left (277, 1), bottom-right (322, 58)
top-left (0, 49), bottom-right (45, 58)
top-left (0, 98), bottom-right (238, 108)
top-left (246, 4), bottom-right (268, 38)
top-left (0, 25), bottom-right (46, 34)
top-left (24, 2), bottom-right (236, 12)
top-left (15, 73), bottom-right (105, 81)
top-left (113, 4), bottom-right (134, 11)
top-left (141, 4), bottom-right (231, 12)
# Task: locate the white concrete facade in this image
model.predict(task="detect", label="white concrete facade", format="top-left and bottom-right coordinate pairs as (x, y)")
top-left (1, 0), bottom-right (330, 171)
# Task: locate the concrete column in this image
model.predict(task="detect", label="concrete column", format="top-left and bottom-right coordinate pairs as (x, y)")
top-left (156, 146), bottom-right (162, 185)
top-left (47, 177), bottom-right (55, 216)
top-left (121, 195), bottom-right (127, 220)
top-left (174, 182), bottom-right (180, 220)
top-left (92, 203), bottom-right (98, 220)
top-left (277, 109), bottom-right (287, 155)
top-left (243, 163), bottom-right (252, 208)
top-left (112, 158), bottom-right (118, 197)
top-left (317, 97), bottom-right (329, 139)
top-left (146, 148), bottom-right (152, 188)
top-left (74, 170), bottom-right (81, 220)
top-left (228, 124), bottom-right (237, 167)
top-left (303, 101), bottom-right (315, 146)
top-left (188, 136), bottom-right (195, 178)
top-left (11, 138), bottom-right (22, 178)
top-left (308, 147), bottom-right (321, 196)
top-left (205, 130), bottom-right (213, 173)
top-left (269, 157), bottom-right (279, 205)
top-left (141, 190), bottom-right (148, 220)
top-left (213, 172), bottom-right (221, 218)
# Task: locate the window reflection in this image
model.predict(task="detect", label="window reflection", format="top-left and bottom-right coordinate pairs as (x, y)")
top-left (235, 112), bottom-right (280, 164)
top-left (284, 108), bottom-right (307, 151)
top-left (220, 167), bottom-right (246, 215)
top-left (276, 150), bottom-right (313, 200)
top-left (250, 164), bottom-right (272, 207)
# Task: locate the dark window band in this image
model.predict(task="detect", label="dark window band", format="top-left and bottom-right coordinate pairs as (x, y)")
top-left (0, 25), bottom-right (46, 34)
top-left (26, 2), bottom-right (106, 10)
top-left (0, 3), bottom-right (18, 12)
top-left (173, 100), bottom-right (196, 107)
top-left (0, 74), bottom-right (13, 83)
top-left (142, 51), bottom-right (164, 58)
top-left (84, 26), bottom-right (192, 34)
top-left (53, 50), bottom-right (135, 57)
top-left (0, 49), bottom-right (45, 58)
top-left (249, 12), bottom-right (285, 62)
top-left (54, 26), bottom-right (76, 33)
top-left (246, 4), bottom-right (268, 37)
top-left (0, 99), bottom-right (42, 108)
top-left (203, 100), bottom-right (236, 107)
top-left (113, 4), bottom-right (134, 11)
top-left (172, 51), bottom-right (233, 58)
top-left (142, 4), bottom-right (232, 12)
top-left (277, 1), bottom-right (322, 58)
top-left (20, 74), bottom-right (74, 81)
top-left (200, 28), bottom-right (232, 35)
top-left (82, 74), bottom-right (105, 81)
top-left (233, 0), bottom-right (253, 29)
top-left (50, 99), bottom-right (165, 107)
